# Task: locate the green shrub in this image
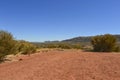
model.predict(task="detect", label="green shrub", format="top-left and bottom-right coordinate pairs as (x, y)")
top-left (0, 30), bottom-right (17, 60)
top-left (114, 46), bottom-right (120, 52)
top-left (18, 40), bottom-right (36, 55)
top-left (34, 42), bottom-right (82, 49)
top-left (72, 44), bottom-right (81, 49)
top-left (58, 43), bottom-right (72, 49)
top-left (91, 34), bottom-right (118, 52)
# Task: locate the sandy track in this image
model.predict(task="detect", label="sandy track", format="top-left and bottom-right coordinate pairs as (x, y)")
top-left (0, 50), bottom-right (120, 80)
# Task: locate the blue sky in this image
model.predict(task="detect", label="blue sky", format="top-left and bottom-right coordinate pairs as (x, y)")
top-left (0, 0), bottom-right (120, 42)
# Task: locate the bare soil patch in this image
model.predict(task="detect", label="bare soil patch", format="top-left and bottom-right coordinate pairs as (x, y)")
top-left (0, 50), bottom-right (120, 80)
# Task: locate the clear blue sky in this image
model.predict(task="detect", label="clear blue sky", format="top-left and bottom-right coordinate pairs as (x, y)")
top-left (0, 0), bottom-right (120, 42)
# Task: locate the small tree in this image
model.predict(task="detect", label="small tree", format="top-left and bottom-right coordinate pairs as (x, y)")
top-left (91, 34), bottom-right (117, 52)
top-left (0, 30), bottom-right (17, 60)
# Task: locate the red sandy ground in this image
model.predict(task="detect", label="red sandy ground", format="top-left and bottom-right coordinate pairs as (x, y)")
top-left (0, 50), bottom-right (120, 80)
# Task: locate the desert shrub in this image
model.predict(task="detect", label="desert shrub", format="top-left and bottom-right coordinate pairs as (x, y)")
top-left (71, 44), bottom-right (81, 49)
top-left (45, 43), bottom-right (58, 48)
top-left (18, 40), bottom-right (36, 55)
top-left (58, 43), bottom-right (72, 49)
top-left (34, 42), bottom-right (82, 49)
top-left (91, 34), bottom-right (118, 52)
top-left (114, 46), bottom-right (120, 52)
top-left (0, 30), bottom-right (17, 60)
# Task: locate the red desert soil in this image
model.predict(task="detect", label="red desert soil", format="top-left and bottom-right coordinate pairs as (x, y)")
top-left (0, 50), bottom-right (120, 80)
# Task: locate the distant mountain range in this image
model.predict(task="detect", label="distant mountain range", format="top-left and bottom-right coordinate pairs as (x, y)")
top-left (32, 35), bottom-right (120, 45)
top-left (62, 35), bottom-right (120, 43)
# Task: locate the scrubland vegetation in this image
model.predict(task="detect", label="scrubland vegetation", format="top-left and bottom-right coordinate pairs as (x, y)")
top-left (0, 30), bottom-right (37, 61)
top-left (91, 34), bottom-right (120, 52)
top-left (34, 42), bottom-right (81, 49)
top-left (0, 30), bottom-right (120, 62)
